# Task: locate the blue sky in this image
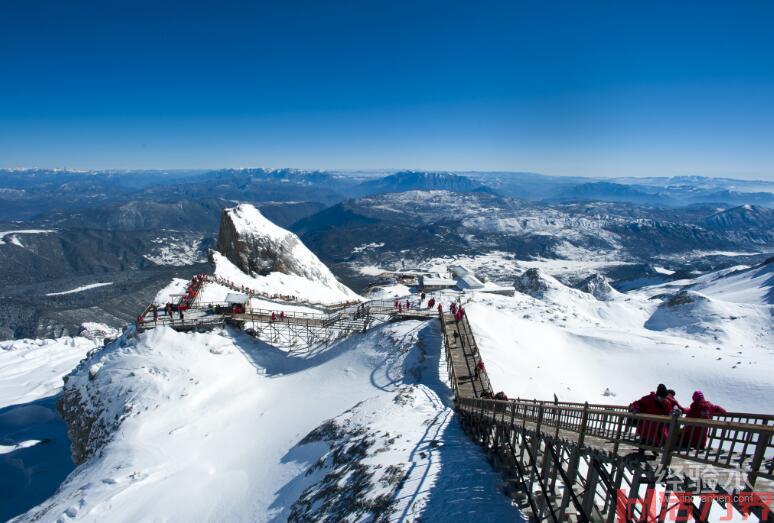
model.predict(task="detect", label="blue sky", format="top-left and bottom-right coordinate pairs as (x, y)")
top-left (1, 0), bottom-right (773, 179)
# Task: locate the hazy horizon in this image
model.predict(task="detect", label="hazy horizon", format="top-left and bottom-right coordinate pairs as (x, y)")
top-left (2, 165), bottom-right (773, 183)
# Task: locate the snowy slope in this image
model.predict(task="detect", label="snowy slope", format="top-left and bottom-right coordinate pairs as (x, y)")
top-left (0, 329), bottom-right (114, 410)
top-left (466, 263), bottom-right (773, 413)
top-left (1, 326), bottom-right (117, 522)
top-left (691, 259), bottom-right (773, 305)
top-left (18, 321), bottom-right (516, 522)
top-left (211, 251), bottom-right (360, 305)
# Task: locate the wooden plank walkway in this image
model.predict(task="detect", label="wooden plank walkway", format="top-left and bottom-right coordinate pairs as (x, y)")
top-left (440, 312), bottom-right (491, 399)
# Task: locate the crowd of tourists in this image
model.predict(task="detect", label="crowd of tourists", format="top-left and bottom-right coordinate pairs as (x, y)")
top-left (139, 273), bottom-right (207, 325)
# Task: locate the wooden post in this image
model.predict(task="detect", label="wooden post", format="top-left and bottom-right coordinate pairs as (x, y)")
top-left (660, 411), bottom-right (681, 469)
top-left (558, 402), bottom-right (589, 520)
top-left (747, 430), bottom-right (771, 488)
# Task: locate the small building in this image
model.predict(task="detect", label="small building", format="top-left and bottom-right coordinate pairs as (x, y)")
top-left (449, 264), bottom-right (485, 290)
top-left (225, 293), bottom-right (249, 306)
top-left (419, 274), bottom-right (457, 291)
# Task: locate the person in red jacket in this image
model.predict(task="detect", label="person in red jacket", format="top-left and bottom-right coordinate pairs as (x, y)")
top-left (629, 384), bottom-right (676, 447)
top-left (474, 359), bottom-right (485, 380)
top-left (682, 391), bottom-right (727, 449)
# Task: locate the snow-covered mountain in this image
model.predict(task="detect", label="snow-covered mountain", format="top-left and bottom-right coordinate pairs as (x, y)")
top-left (353, 171), bottom-right (492, 197)
top-left (213, 204), bottom-right (360, 304)
top-left (5, 198), bottom-right (773, 521)
top-left (13, 207), bottom-right (513, 521)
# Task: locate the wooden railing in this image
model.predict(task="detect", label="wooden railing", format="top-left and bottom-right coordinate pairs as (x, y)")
top-left (453, 396), bottom-right (774, 521)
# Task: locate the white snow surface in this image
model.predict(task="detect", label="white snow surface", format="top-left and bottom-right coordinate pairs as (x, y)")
top-left (0, 229), bottom-right (55, 246)
top-left (45, 282), bottom-right (114, 296)
top-left (0, 335), bottom-right (100, 409)
top-left (18, 321), bottom-right (517, 521)
top-left (211, 251), bottom-right (361, 305)
top-left (466, 261), bottom-right (773, 412)
top-left (153, 278), bottom-right (189, 305)
top-left (365, 283), bottom-right (412, 300)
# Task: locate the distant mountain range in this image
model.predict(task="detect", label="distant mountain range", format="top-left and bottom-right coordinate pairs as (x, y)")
top-left (351, 171), bottom-right (493, 197)
top-left (1, 169), bottom-right (772, 224)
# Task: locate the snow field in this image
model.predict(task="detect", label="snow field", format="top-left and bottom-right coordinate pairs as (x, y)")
top-left (467, 263), bottom-right (773, 413)
top-left (18, 320), bottom-right (517, 521)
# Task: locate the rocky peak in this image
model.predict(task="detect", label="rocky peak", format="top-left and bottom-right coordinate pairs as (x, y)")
top-left (214, 203), bottom-right (352, 294)
top-left (575, 273), bottom-right (616, 300)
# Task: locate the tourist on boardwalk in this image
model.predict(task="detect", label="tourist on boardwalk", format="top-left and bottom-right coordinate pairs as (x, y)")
top-left (450, 302), bottom-right (457, 315)
top-left (420, 292), bottom-right (426, 303)
top-left (398, 303), bottom-right (403, 313)
top-left (178, 309), bottom-right (184, 322)
top-left (682, 391), bottom-right (727, 449)
top-left (427, 297), bottom-right (435, 308)
top-left (394, 299), bottom-right (399, 309)
top-left (271, 312), bottom-right (276, 321)
top-left (280, 311), bottom-right (286, 321)
top-left (152, 305), bottom-right (158, 324)
top-left (405, 299), bottom-right (410, 310)
top-left (475, 359), bottom-right (485, 380)
top-left (437, 303), bottom-right (443, 314)
top-left (628, 384), bottom-right (676, 447)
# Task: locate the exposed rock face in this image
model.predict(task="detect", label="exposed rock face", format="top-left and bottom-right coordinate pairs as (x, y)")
top-left (666, 290), bottom-right (704, 307)
top-left (57, 381), bottom-right (111, 464)
top-left (514, 268), bottom-right (550, 297)
top-left (214, 204), bottom-right (348, 291)
top-left (576, 273), bottom-right (616, 300)
top-left (57, 334), bottom-right (133, 465)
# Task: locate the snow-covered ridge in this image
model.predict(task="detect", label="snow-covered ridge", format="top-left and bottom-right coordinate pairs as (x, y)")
top-left (24, 319), bottom-right (513, 521)
top-left (212, 203), bottom-right (360, 304)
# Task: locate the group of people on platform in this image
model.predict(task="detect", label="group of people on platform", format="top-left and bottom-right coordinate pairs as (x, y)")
top-left (139, 273), bottom-right (208, 325)
top-left (629, 383), bottom-right (726, 450)
top-left (392, 293), bottom-right (468, 321)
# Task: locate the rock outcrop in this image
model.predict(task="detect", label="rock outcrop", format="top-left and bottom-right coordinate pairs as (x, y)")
top-left (214, 204), bottom-right (354, 296)
top-left (575, 273), bottom-right (616, 300)
top-left (514, 268), bottom-right (551, 297)
top-left (57, 329), bottom-right (135, 464)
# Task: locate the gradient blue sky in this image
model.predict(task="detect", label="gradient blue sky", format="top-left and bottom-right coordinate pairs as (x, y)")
top-left (1, 1), bottom-right (773, 179)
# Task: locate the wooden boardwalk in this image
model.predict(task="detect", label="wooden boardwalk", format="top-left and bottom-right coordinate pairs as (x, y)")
top-left (440, 312), bottom-right (492, 399)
